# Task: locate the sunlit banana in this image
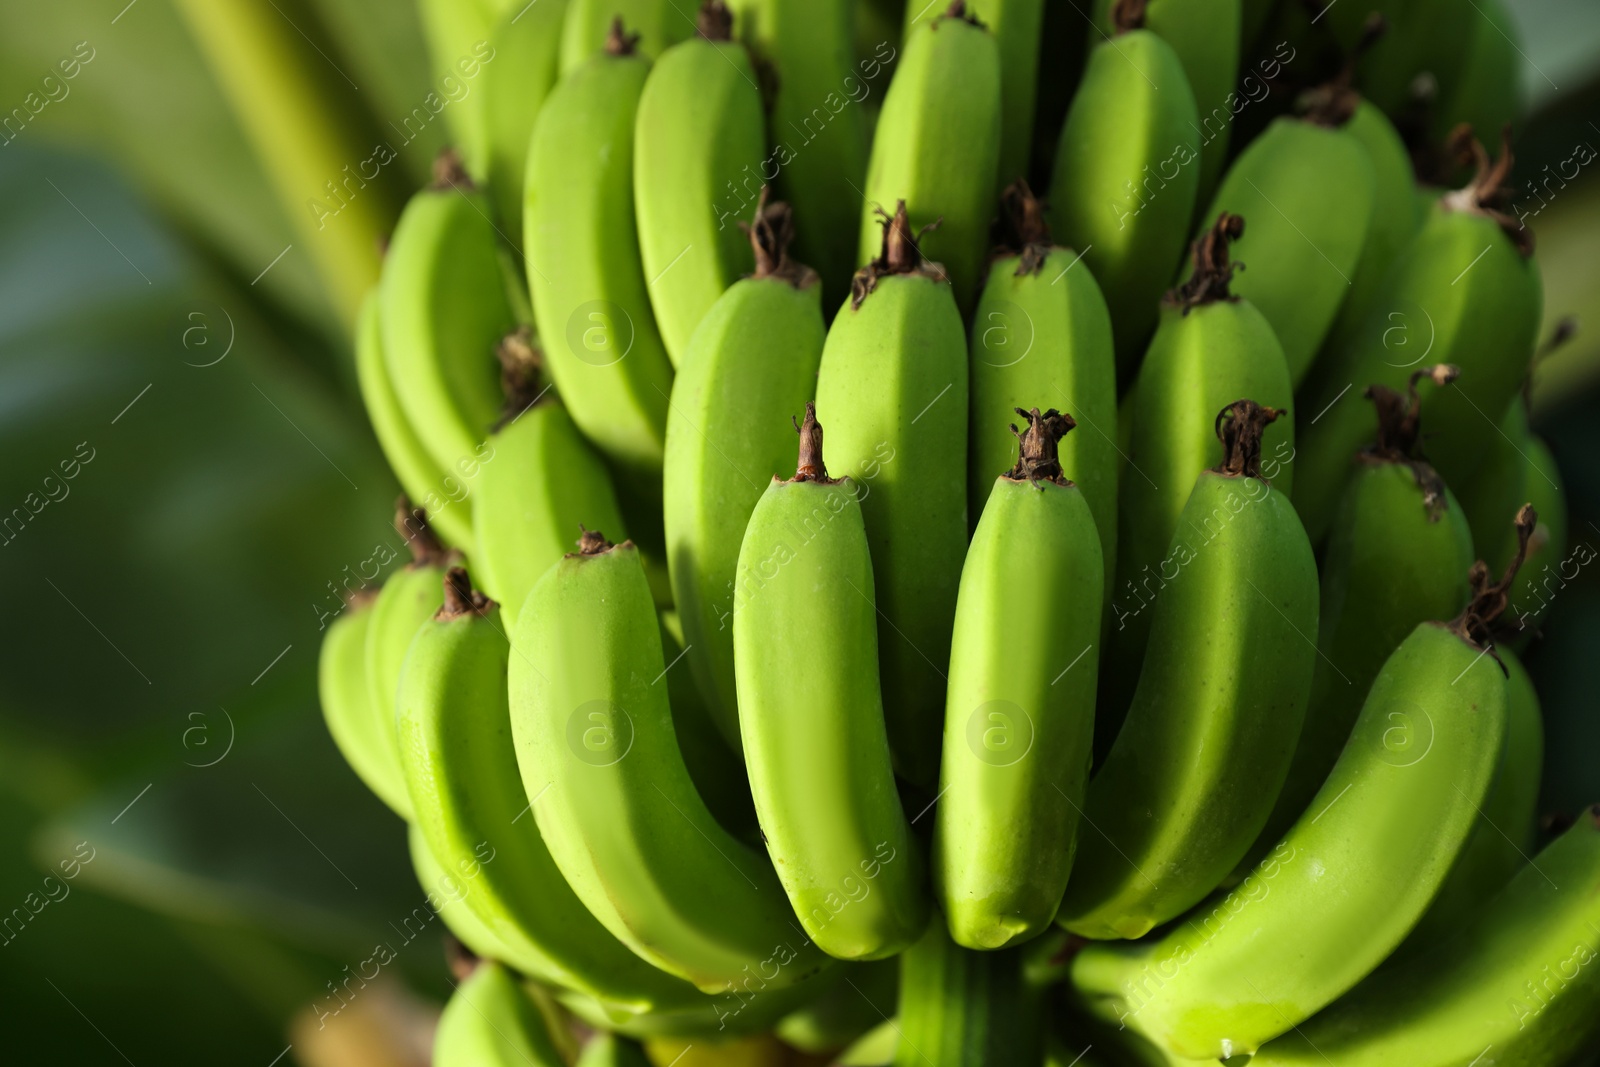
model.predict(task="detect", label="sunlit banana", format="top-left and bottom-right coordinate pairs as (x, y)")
top-left (734, 404), bottom-right (929, 960)
top-left (508, 530), bottom-right (834, 992)
top-left (414, 0), bottom-right (501, 178)
top-left (406, 821), bottom-right (520, 964)
top-left (935, 408), bottom-right (1103, 949)
top-left (893, 915), bottom-right (1042, 1066)
top-left (318, 587), bottom-right (411, 817)
top-left (560, 0), bottom-right (693, 71)
top-left (479, 0), bottom-right (569, 236)
top-left (435, 959), bottom-right (565, 1067)
top-left (1059, 400), bottom-right (1317, 940)
top-left (664, 192), bottom-right (825, 749)
top-left (859, 2), bottom-right (1001, 313)
top-left (576, 1033), bottom-right (652, 1067)
top-left (816, 203), bottom-right (968, 788)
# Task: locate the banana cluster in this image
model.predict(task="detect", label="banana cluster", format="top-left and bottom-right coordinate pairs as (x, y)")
top-left (314, 0), bottom-right (1595, 1063)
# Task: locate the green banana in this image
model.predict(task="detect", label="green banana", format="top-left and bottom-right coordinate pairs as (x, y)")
top-left (1246, 805), bottom-right (1600, 1067)
top-left (732, 404), bottom-right (929, 960)
top-left (660, 619), bottom-right (759, 843)
top-left (524, 25), bottom-right (675, 479)
top-left (381, 153), bottom-right (516, 484)
top-left (773, 959), bottom-right (899, 1054)
top-left (397, 565), bottom-right (702, 1012)
top-left (935, 409), bottom-right (1104, 950)
top-left (664, 193), bottom-right (826, 750)
top-left (1059, 400), bottom-right (1317, 940)
top-left (318, 588), bottom-right (412, 817)
top-left (892, 915), bottom-right (1042, 1067)
top-left (723, 0), bottom-right (869, 309)
top-left (905, 0), bottom-right (1045, 190)
top-left (576, 1033), bottom-right (652, 1067)
top-left (559, 970), bottom-right (841, 1040)
top-left (354, 288), bottom-right (475, 549)
top-left (1427, 0), bottom-right (1522, 157)
top-left (406, 821), bottom-right (520, 964)
top-left (634, 1), bottom-right (765, 367)
top-left (414, 0), bottom-right (501, 177)
top-left (559, 0), bottom-right (693, 71)
top-left (1293, 129), bottom-right (1543, 544)
top-left (480, 0), bottom-right (570, 236)
top-left (858, 2), bottom-right (1001, 314)
top-left (1245, 367), bottom-right (1475, 868)
top-left (816, 204), bottom-right (969, 788)
top-left (1048, 1), bottom-right (1200, 372)
top-left (1071, 514), bottom-right (1530, 1058)
top-left (1240, 0), bottom-right (1279, 56)
top-left (838, 1018), bottom-right (900, 1066)
top-left (508, 531), bottom-right (834, 992)
top-left (435, 960), bottom-right (565, 1067)
top-left (969, 181), bottom-right (1118, 598)
top-left (1457, 398), bottom-right (1532, 575)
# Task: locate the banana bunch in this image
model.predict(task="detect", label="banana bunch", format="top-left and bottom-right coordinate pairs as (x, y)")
top-left (313, 1), bottom-right (1599, 1062)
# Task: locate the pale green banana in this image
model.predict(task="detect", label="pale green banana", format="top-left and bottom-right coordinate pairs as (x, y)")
top-left (576, 1033), bottom-right (652, 1067)
top-left (892, 915), bottom-right (1042, 1067)
top-left (558, 970), bottom-right (841, 1040)
top-left (838, 1018), bottom-right (900, 1065)
top-left (415, 0), bottom-right (502, 176)
top-left (1059, 400), bottom-right (1317, 940)
top-left (524, 28), bottom-right (674, 479)
top-left (480, 0), bottom-right (570, 236)
top-left (1247, 805), bottom-right (1600, 1067)
top-left (559, 0), bottom-right (694, 71)
top-left (816, 203), bottom-right (968, 788)
top-left (733, 404), bottom-right (929, 960)
top-left (406, 821), bottom-right (521, 964)
top-left (664, 194), bottom-right (825, 750)
top-left (318, 588), bottom-right (411, 818)
top-left (435, 960), bottom-right (565, 1067)
top-left (858, 2), bottom-right (1001, 313)
top-left (396, 565), bottom-right (702, 1012)
top-left (508, 532), bottom-right (834, 992)
top-left (634, 2), bottom-right (765, 366)
top-left (935, 409), bottom-right (1103, 950)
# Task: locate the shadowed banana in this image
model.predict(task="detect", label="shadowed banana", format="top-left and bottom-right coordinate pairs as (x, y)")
top-left (480, 0), bottom-right (570, 236)
top-left (434, 959), bottom-right (565, 1067)
top-left (406, 822), bottom-right (521, 964)
top-left (318, 588), bottom-right (411, 817)
top-left (893, 915), bottom-right (1042, 1066)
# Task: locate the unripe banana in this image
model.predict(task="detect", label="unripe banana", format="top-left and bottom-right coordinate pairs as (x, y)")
top-left (1048, 4), bottom-right (1200, 371)
top-left (773, 958), bottom-right (898, 1054)
top-left (660, 618), bottom-right (759, 843)
top-left (1071, 515), bottom-right (1531, 1058)
top-left (406, 821), bottom-right (520, 964)
top-left (1457, 398), bottom-right (1531, 570)
top-left (1247, 804), bottom-right (1600, 1067)
top-left (935, 409), bottom-right (1103, 950)
top-left (559, 0), bottom-right (693, 71)
top-left (508, 531), bottom-right (834, 992)
top-left (576, 1033), bottom-right (652, 1067)
top-left (815, 205), bottom-right (969, 788)
top-left (525, 25), bottom-right (675, 479)
top-left (969, 182), bottom-right (1117, 596)
top-left (858, 2), bottom-right (1001, 314)
top-left (414, 0), bottom-right (500, 177)
top-left (664, 193), bottom-right (826, 749)
top-left (559, 968), bottom-right (841, 1040)
top-left (318, 588), bottom-right (411, 817)
top-left (1294, 129), bottom-right (1543, 544)
top-left (838, 1019), bottom-right (900, 1066)
top-left (634, 2), bottom-right (765, 367)
top-left (733, 405), bottom-right (929, 960)
top-left (1059, 401), bottom-right (1316, 940)
top-left (381, 154), bottom-right (515, 482)
top-left (434, 959), bottom-right (564, 1067)
top-left (397, 565), bottom-right (701, 1012)
top-left (893, 915), bottom-right (1042, 1067)
top-left (480, 0), bottom-right (570, 236)
top-left (1426, 0), bottom-right (1522, 159)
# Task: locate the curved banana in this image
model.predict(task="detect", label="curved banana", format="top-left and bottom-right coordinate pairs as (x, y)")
top-left (634, 1), bottom-right (765, 366)
top-left (936, 409), bottom-right (1104, 950)
top-left (576, 1034), bottom-right (652, 1067)
top-left (559, 0), bottom-right (693, 71)
top-left (969, 181), bottom-right (1117, 595)
top-left (1247, 804), bottom-right (1600, 1067)
top-left (524, 24), bottom-right (675, 479)
top-left (1426, 0), bottom-right (1522, 157)
top-left (1457, 399), bottom-right (1531, 574)
top-left (559, 969), bottom-right (842, 1040)
top-left (893, 915), bottom-right (1042, 1066)
top-left (858, 2), bottom-right (1001, 314)
top-left (508, 530), bottom-right (834, 992)
top-left (318, 588), bottom-right (411, 817)
top-left (1071, 514), bottom-right (1531, 1058)
top-left (660, 618), bottom-right (758, 843)
top-left (406, 821), bottom-right (520, 964)
top-left (397, 565), bottom-right (702, 1012)
top-left (815, 204), bottom-right (969, 788)
top-left (664, 193), bottom-right (826, 750)
top-left (733, 404), bottom-right (929, 960)
top-left (414, 0), bottom-right (500, 177)
top-left (1059, 400), bottom-right (1317, 940)
top-left (435, 960), bottom-right (565, 1067)
top-left (480, 0), bottom-right (570, 235)
top-left (1293, 129), bottom-right (1543, 543)
top-left (381, 154), bottom-right (515, 481)
top-left (1048, 2), bottom-right (1200, 372)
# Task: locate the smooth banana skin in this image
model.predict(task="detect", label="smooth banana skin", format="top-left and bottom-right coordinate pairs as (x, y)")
top-left (397, 566), bottom-right (702, 1013)
top-left (1071, 553), bottom-right (1522, 1058)
top-left (576, 1033), bottom-right (652, 1067)
top-left (558, 967), bottom-right (843, 1040)
top-left (381, 155), bottom-right (514, 480)
top-left (319, 589), bottom-right (411, 817)
top-left (1048, 9), bottom-right (1199, 373)
top-left (1426, 0), bottom-right (1522, 157)
top-left (415, 0), bottom-right (500, 176)
top-left (816, 204), bottom-right (969, 788)
top-left (892, 915), bottom-right (1042, 1067)
top-left (837, 1018), bottom-right (900, 1066)
top-left (1246, 805), bottom-right (1600, 1067)
top-left (858, 3), bottom-right (1001, 314)
top-left (1457, 400), bottom-right (1531, 574)
top-left (406, 822), bottom-right (521, 964)
top-left (773, 958), bottom-right (898, 1054)
top-left (1059, 401), bottom-right (1317, 941)
top-left (524, 28), bottom-right (675, 479)
top-left (559, 0), bottom-right (693, 71)
top-left (435, 960), bottom-right (565, 1067)
top-left (664, 194), bottom-right (825, 751)
top-left (508, 533), bottom-right (835, 992)
top-left (634, 5), bottom-right (764, 367)
top-left (723, 0), bottom-right (867, 310)
top-left (935, 409), bottom-right (1104, 950)
top-left (473, 396), bottom-right (627, 631)
top-left (480, 0), bottom-right (569, 236)
top-left (1244, 369), bottom-right (1475, 869)
top-left (734, 405), bottom-right (929, 960)
top-left (660, 619), bottom-right (759, 844)
top-left (1293, 131), bottom-right (1543, 544)
top-left (969, 181), bottom-right (1117, 597)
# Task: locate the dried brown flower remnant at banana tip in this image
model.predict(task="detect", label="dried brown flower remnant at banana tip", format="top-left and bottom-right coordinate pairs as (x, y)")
top-left (1360, 364), bottom-right (1458, 520)
top-left (1111, 0), bottom-right (1149, 33)
top-left (1168, 213), bottom-right (1245, 313)
top-left (605, 17), bottom-right (641, 57)
top-left (851, 200), bottom-right (944, 308)
top-left (937, 1), bottom-right (983, 28)
top-left (741, 185), bottom-right (817, 288)
top-left (994, 180), bottom-right (1053, 277)
top-left (696, 0), bottom-right (733, 42)
top-left (496, 326), bottom-right (547, 426)
top-left (443, 935), bottom-right (480, 982)
top-left (396, 496), bottom-right (450, 568)
top-left (1300, 12), bottom-right (1387, 129)
top-left (1210, 399), bottom-right (1282, 480)
top-left (429, 147), bottom-right (474, 192)
top-left (789, 402), bottom-right (840, 485)
top-left (573, 524), bottom-right (628, 558)
top-left (438, 565), bottom-right (494, 620)
top-left (1448, 504), bottom-right (1537, 661)
top-left (1442, 124), bottom-right (1533, 256)
top-left (1005, 407), bottom-right (1076, 485)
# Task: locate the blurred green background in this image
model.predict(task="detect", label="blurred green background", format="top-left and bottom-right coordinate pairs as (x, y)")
top-left (0, 1), bottom-right (1597, 1063)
